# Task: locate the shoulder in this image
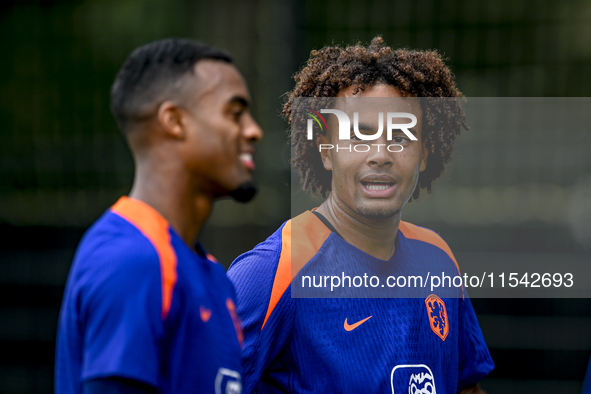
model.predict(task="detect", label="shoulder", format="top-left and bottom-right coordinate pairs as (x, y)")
top-left (227, 220), bottom-right (286, 288)
top-left (73, 210), bottom-right (161, 278)
top-left (228, 211), bottom-right (333, 328)
top-left (226, 221), bottom-right (287, 334)
top-left (399, 221), bottom-right (459, 271)
top-left (398, 221), bottom-right (449, 247)
top-left (228, 211), bottom-right (333, 286)
top-left (69, 205), bottom-right (174, 318)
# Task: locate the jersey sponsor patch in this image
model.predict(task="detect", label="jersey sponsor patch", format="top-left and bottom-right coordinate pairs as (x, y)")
top-left (391, 364), bottom-right (437, 394)
top-left (425, 294), bottom-right (448, 341)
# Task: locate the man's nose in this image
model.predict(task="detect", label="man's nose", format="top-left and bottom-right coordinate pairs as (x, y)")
top-left (366, 138), bottom-right (393, 167)
top-left (244, 113), bottom-right (263, 142)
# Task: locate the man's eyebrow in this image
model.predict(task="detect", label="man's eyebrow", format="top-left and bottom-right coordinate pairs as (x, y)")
top-left (350, 122), bottom-right (377, 132)
top-left (391, 127), bottom-right (419, 136)
top-left (228, 96), bottom-right (250, 108)
top-left (349, 122), bottom-right (420, 135)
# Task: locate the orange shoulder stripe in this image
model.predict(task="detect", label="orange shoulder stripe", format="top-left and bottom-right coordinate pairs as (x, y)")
top-left (206, 253), bottom-right (218, 263)
top-left (111, 196), bottom-right (178, 320)
top-left (398, 221), bottom-right (460, 274)
top-left (261, 211), bottom-right (332, 330)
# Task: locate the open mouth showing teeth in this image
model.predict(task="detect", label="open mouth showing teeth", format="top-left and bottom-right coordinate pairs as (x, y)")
top-left (361, 181), bottom-right (394, 191)
top-left (240, 153), bottom-right (253, 162)
top-left (239, 153), bottom-right (255, 170)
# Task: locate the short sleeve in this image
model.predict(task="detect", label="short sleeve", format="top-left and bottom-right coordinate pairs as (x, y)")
top-left (456, 296), bottom-right (495, 391)
top-left (79, 240), bottom-right (164, 387)
top-left (227, 227), bottom-right (295, 394)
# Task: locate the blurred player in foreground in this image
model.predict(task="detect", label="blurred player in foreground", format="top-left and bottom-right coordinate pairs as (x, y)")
top-left (56, 38), bottom-right (262, 394)
top-left (228, 37), bottom-right (493, 393)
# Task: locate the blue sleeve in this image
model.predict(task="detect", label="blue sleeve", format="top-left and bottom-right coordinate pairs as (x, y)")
top-left (227, 229), bottom-right (295, 394)
top-left (79, 237), bottom-right (164, 387)
top-left (456, 296), bottom-right (495, 391)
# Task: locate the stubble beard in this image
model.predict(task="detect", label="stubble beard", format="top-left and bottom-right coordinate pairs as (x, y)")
top-left (229, 181), bottom-right (258, 203)
top-left (354, 199), bottom-right (402, 221)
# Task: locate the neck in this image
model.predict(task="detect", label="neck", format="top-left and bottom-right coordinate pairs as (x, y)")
top-left (129, 158), bottom-right (213, 251)
top-left (316, 193), bottom-right (401, 260)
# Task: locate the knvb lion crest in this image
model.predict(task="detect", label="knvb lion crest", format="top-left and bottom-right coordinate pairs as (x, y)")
top-left (425, 294), bottom-right (448, 341)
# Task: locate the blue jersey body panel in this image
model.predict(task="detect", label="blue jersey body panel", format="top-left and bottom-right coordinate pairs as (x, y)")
top-left (228, 212), bottom-right (494, 393)
top-left (56, 198), bottom-right (243, 394)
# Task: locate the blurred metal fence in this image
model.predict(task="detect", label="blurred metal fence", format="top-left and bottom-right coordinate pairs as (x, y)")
top-left (1, 0), bottom-right (591, 393)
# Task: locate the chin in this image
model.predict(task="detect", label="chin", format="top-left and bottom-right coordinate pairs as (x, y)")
top-left (355, 204), bottom-right (401, 220)
top-left (229, 180), bottom-right (258, 203)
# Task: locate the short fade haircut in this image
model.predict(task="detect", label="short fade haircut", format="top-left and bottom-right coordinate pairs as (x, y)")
top-left (110, 38), bottom-right (232, 132)
top-left (283, 36), bottom-right (468, 200)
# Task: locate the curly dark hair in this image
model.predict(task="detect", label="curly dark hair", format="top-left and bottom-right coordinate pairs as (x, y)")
top-left (282, 36), bottom-right (468, 200)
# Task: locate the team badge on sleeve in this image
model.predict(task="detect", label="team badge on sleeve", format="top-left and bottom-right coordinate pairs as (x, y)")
top-left (391, 364), bottom-right (437, 394)
top-left (425, 294), bottom-right (448, 341)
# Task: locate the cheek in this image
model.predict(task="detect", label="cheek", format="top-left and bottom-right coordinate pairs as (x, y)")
top-left (330, 155), bottom-right (353, 192)
top-left (183, 133), bottom-right (236, 176)
top-left (204, 128), bottom-right (239, 164)
top-left (398, 148), bottom-right (423, 182)
top-left (332, 153), bottom-right (360, 179)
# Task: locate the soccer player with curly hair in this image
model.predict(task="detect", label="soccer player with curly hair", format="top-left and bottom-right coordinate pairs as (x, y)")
top-left (228, 37), bottom-right (494, 393)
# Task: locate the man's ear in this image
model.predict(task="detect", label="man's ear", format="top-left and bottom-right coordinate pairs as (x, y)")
top-left (317, 134), bottom-right (333, 171)
top-left (157, 101), bottom-right (185, 139)
top-left (419, 142), bottom-right (429, 172)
